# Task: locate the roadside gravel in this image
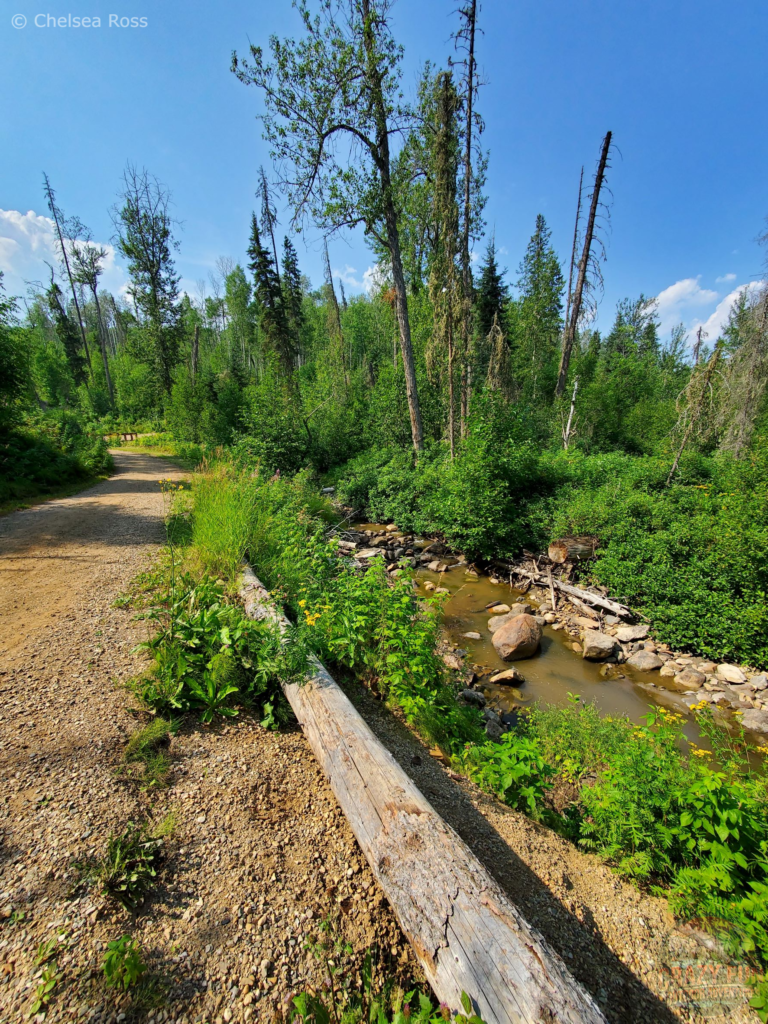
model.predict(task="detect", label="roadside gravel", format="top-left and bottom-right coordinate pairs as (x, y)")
top-left (0, 453), bottom-right (416, 1024)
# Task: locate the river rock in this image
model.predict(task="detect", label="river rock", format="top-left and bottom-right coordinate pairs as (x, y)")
top-left (510, 602), bottom-right (533, 616)
top-left (739, 709), bottom-right (768, 734)
top-left (544, 612), bottom-right (557, 624)
top-left (717, 664), bottom-right (747, 684)
top-left (484, 718), bottom-right (504, 741)
top-left (357, 548), bottom-right (382, 559)
top-left (462, 632), bottom-right (481, 641)
top-left (749, 674), bottom-right (768, 691)
top-left (489, 603), bottom-right (511, 614)
top-left (626, 649), bottom-right (663, 671)
top-left (698, 661), bottom-right (717, 674)
top-left (489, 667), bottom-right (525, 686)
top-left (424, 581), bottom-right (436, 592)
top-left (659, 662), bottom-right (679, 677)
top-left (442, 652), bottom-right (463, 670)
top-left (575, 615), bottom-right (600, 630)
top-left (491, 614), bottom-right (542, 661)
top-left (581, 630), bottom-right (616, 661)
top-left (488, 612), bottom-right (513, 632)
top-left (459, 689), bottom-right (486, 708)
top-left (665, 668), bottom-right (706, 693)
top-left (427, 559), bottom-right (448, 572)
top-left (385, 523), bottom-right (398, 532)
top-left (615, 624), bottom-right (650, 643)
top-left (599, 663), bottom-right (620, 679)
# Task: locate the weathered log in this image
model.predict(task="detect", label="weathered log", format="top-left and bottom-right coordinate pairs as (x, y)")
top-left (548, 536), bottom-right (597, 564)
top-left (513, 567), bottom-right (632, 619)
top-left (240, 566), bottom-right (607, 1024)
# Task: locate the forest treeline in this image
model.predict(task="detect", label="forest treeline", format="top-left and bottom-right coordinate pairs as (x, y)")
top-left (1, 0), bottom-right (768, 665)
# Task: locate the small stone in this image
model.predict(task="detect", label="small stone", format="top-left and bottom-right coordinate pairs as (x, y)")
top-left (442, 652), bottom-right (463, 670)
top-left (698, 661), bottom-right (717, 674)
top-left (665, 668), bottom-right (706, 692)
top-left (659, 663), bottom-right (678, 677)
top-left (717, 664), bottom-right (747, 684)
top-left (423, 581), bottom-right (436, 592)
top-left (739, 710), bottom-right (768, 734)
top-left (462, 632), bottom-right (482, 640)
top-left (459, 689), bottom-right (486, 708)
top-left (489, 604), bottom-right (511, 615)
top-left (489, 667), bottom-right (525, 686)
top-left (749, 674), bottom-right (768, 691)
top-left (484, 718), bottom-right (504, 741)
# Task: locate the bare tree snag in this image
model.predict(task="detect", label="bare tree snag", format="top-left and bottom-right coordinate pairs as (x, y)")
top-left (562, 377), bottom-right (578, 449)
top-left (240, 566), bottom-right (607, 1024)
top-left (555, 132), bottom-right (612, 398)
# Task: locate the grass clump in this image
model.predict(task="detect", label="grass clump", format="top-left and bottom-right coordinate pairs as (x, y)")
top-left (120, 717), bottom-right (175, 788)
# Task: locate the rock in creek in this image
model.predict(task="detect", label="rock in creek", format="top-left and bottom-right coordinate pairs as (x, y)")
top-left (626, 649), bottom-right (663, 672)
top-left (484, 718), bottom-right (504, 741)
top-left (665, 668), bottom-right (706, 692)
top-left (489, 603), bottom-right (511, 615)
top-left (717, 664), bottom-right (747, 684)
top-left (581, 630), bottom-right (616, 661)
top-left (357, 548), bottom-right (382, 560)
top-left (488, 612), bottom-right (512, 632)
top-left (491, 614), bottom-right (542, 661)
top-left (489, 667), bottom-right (525, 686)
top-left (740, 709), bottom-right (768, 733)
top-left (462, 631), bottom-right (482, 640)
top-left (442, 652), bottom-right (464, 671)
top-left (750, 674), bottom-right (768, 691)
top-left (615, 623), bottom-right (650, 642)
top-left (459, 688), bottom-right (486, 708)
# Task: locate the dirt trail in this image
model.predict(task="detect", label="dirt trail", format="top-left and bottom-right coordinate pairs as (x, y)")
top-left (0, 452), bottom-right (414, 1023)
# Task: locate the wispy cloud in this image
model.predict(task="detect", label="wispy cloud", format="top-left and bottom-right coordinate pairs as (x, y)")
top-left (0, 208), bottom-right (127, 300)
top-left (715, 272), bottom-right (736, 283)
top-left (689, 281), bottom-right (764, 343)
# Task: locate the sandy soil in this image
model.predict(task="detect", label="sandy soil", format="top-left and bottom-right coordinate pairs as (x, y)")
top-left (0, 452), bottom-right (416, 1024)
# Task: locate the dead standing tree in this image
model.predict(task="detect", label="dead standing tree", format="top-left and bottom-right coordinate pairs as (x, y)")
top-left (666, 342), bottom-right (722, 485)
top-left (555, 131), bottom-right (613, 398)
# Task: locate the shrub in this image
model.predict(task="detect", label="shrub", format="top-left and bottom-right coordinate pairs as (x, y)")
top-left (102, 936), bottom-right (147, 990)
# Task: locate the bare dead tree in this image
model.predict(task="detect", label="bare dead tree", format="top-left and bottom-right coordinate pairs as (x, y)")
top-left (71, 238), bottom-right (115, 406)
top-left (667, 343), bottom-right (722, 485)
top-left (562, 377), bottom-right (579, 449)
top-left (42, 173), bottom-right (92, 371)
top-left (717, 284), bottom-right (768, 457)
top-left (555, 132), bottom-right (613, 397)
top-left (561, 166), bottom-right (583, 363)
top-left (323, 240), bottom-right (347, 384)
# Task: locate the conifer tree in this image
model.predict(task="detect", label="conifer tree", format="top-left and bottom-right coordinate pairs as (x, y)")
top-left (247, 213), bottom-right (293, 376)
top-left (475, 236), bottom-right (508, 342)
top-left (281, 236), bottom-right (305, 360)
top-left (46, 276), bottom-right (87, 387)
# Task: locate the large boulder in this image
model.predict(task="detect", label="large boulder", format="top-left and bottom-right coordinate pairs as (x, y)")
top-left (739, 709), bottom-right (768, 735)
top-left (488, 612), bottom-right (513, 632)
top-left (626, 649), bottom-right (663, 672)
top-left (581, 630), bottom-right (616, 661)
top-left (615, 623), bottom-right (650, 643)
top-left (491, 614), bottom-right (542, 661)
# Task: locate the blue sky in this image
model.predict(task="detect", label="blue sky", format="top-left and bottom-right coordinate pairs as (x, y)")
top-left (1, 0), bottom-right (766, 343)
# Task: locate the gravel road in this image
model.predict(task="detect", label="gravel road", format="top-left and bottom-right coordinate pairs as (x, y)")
top-left (0, 452), bottom-right (415, 1024)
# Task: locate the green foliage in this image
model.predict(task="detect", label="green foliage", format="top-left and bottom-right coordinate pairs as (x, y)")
top-left (102, 935), bottom-right (147, 990)
top-left (458, 730), bottom-right (553, 816)
top-left (132, 569), bottom-right (300, 726)
top-left (84, 820), bottom-right (164, 912)
top-left (30, 964), bottom-right (60, 1015)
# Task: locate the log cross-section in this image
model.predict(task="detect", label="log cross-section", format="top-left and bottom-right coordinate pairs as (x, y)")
top-left (240, 566), bottom-right (607, 1024)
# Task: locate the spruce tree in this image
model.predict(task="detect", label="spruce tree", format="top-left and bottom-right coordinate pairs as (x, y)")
top-left (247, 213), bottom-right (293, 376)
top-left (46, 278), bottom-right (88, 387)
top-left (281, 236), bottom-right (305, 358)
top-left (475, 236), bottom-right (508, 342)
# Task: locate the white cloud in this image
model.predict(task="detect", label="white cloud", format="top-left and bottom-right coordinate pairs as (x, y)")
top-left (715, 272), bottom-right (736, 283)
top-left (689, 281), bottom-right (764, 344)
top-left (654, 276), bottom-right (718, 337)
top-left (332, 264), bottom-right (363, 290)
top-left (0, 208), bottom-right (127, 301)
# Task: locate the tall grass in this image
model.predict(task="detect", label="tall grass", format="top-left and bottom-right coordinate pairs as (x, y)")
top-left (191, 465), bottom-right (261, 579)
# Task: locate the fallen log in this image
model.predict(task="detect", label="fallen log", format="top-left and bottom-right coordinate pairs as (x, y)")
top-left (240, 565), bottom-right (607, 1024)
top-left (512, 567), bottom-right (632, 619)
top-left (548, 536), bottom-right (598, 564)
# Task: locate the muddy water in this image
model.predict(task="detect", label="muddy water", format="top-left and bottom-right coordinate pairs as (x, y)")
top-left (353, 524), bottom-right (715, 740)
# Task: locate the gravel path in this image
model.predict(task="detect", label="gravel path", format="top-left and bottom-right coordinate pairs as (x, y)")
top-left (0, 452), bottom-right (415, 1023)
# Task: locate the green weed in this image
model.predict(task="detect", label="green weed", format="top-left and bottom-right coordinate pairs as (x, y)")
top-left (29, 964), bottom-right (60, 1016)
top-left (82, 821), bottom-right (165, 912)
top-left (102, 935), bottom-right (147, 990)
top-left (120, 717), bottom-right (175, 788)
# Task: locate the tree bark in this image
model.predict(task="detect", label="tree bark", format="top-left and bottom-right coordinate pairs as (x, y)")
top-left (240, 566), bottom-right (607, 1024)
top-left (555, 133), bottom-right (611, 398)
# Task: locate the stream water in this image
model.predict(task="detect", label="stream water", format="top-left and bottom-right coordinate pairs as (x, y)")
top-left (354, 523), bottom-right (710, 745)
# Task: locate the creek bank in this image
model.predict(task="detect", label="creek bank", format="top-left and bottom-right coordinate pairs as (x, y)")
top-left (337, 523), bottom-right (768, 740)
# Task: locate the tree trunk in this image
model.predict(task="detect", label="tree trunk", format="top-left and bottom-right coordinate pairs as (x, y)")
top-left (555, 132), bottom-right (611, 398)
top-left (562, 376), bottom-right (578, 449)
top-left (548, 535), bottom-right (597, 564)
top-left (43, 174), bottom-right (92, 372)
top-left (459, 0), bottom-right (478, 437)
top-left (448, 306), bottom-right (455, 459)
top-left (561, 167), bottom-right (583, 370)
top-left (191, 323), bottom-right (200, 380)
top-left (240, 566), bottom-right (608, 1024)
top-left (91, 287), bottom-right (115, 407)
top-left (361, 0), bottom-right (423, 451)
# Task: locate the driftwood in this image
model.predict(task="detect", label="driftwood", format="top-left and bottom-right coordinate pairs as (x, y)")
top-left (513, 567), bottom-right (632, 619)
top-left (240, 566), bottom-right (607, 1024)
top-left (547, 536), bottom-right (597, 564)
